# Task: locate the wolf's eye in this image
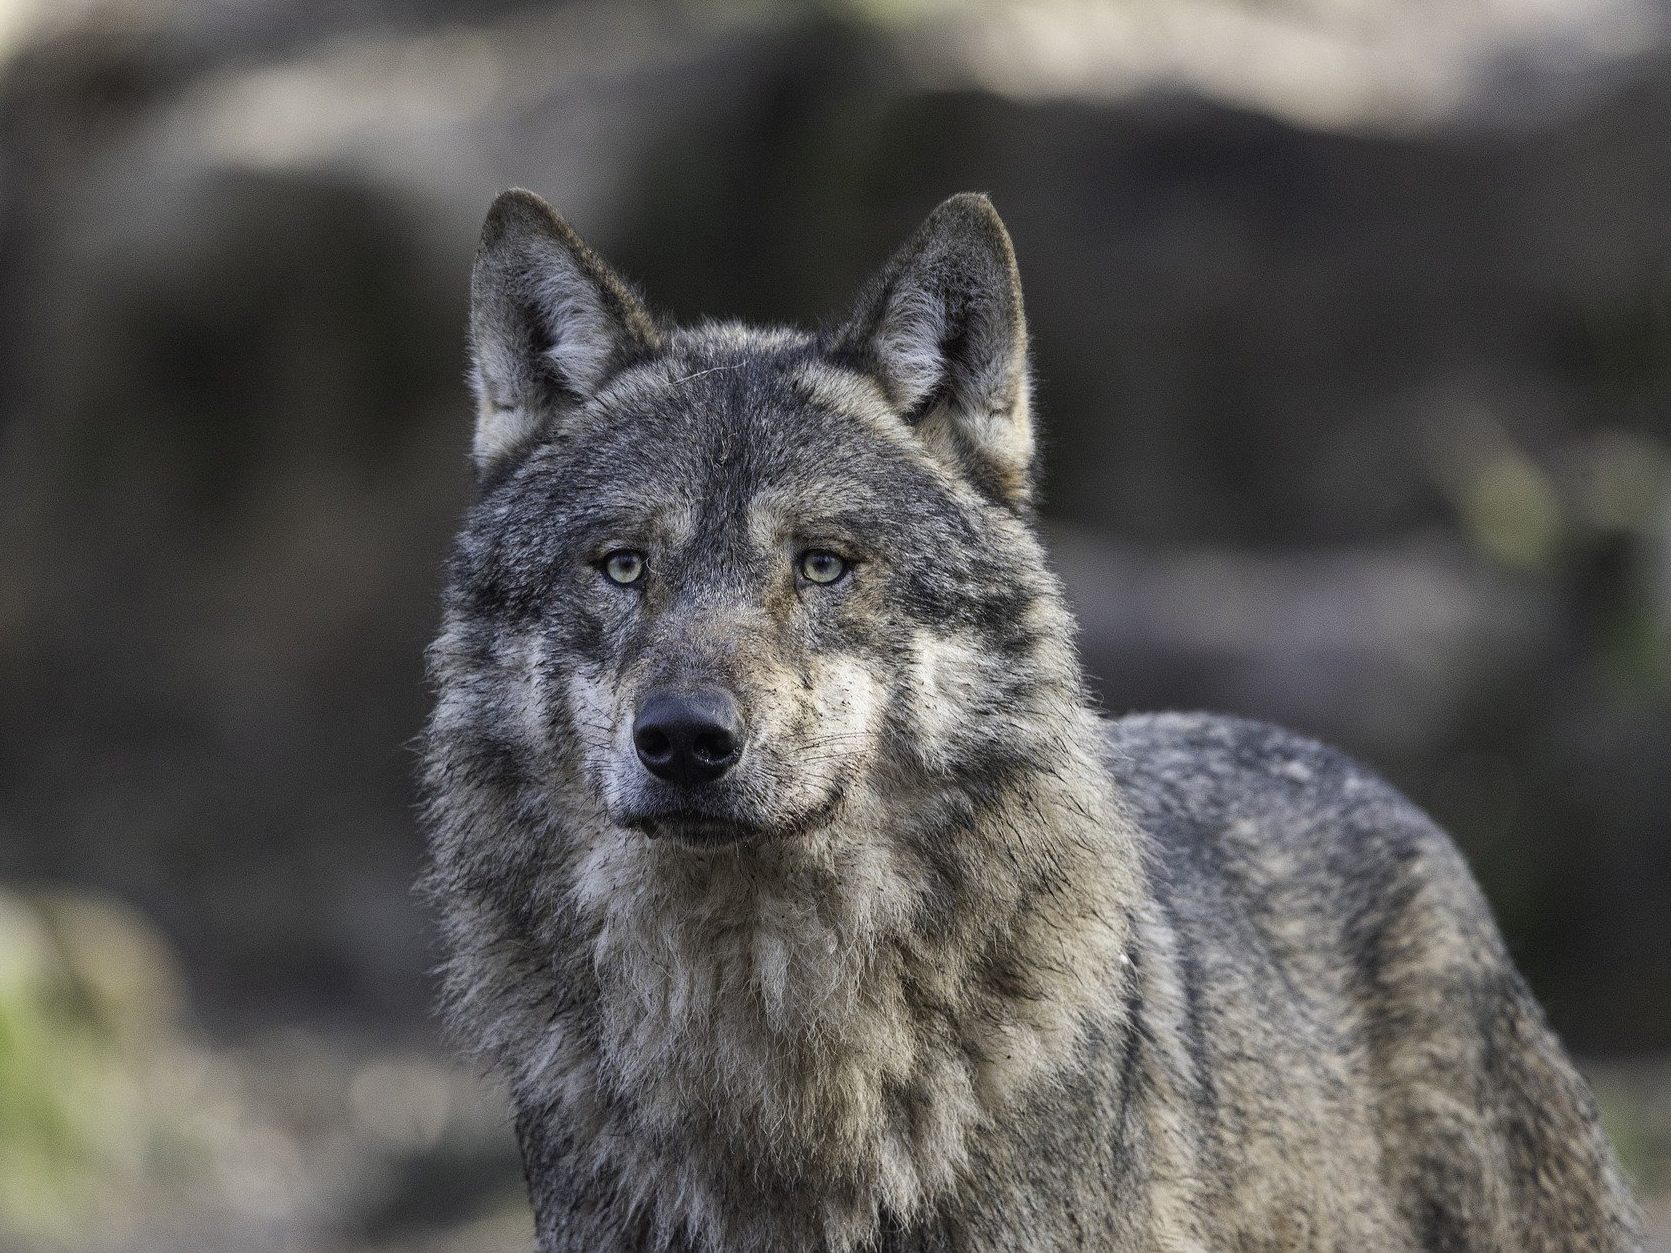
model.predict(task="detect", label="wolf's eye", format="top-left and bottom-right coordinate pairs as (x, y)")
top-left (600, 549), bottom-right (646, 586)
top-left (798, 550), bottom-right (848, 585)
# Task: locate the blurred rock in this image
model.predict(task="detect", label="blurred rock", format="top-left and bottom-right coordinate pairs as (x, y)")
top-left (1049, 528), bottom-right (1554, 752)
top-left (0, 0), bottom-right (1667, 1069)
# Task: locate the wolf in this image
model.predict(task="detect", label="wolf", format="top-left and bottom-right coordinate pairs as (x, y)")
top-left (420, 188), bottom-right (1641, 1251)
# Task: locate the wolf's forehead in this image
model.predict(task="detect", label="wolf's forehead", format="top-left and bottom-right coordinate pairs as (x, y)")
top-left (599, 339), bottom-right (899, 442)
top-left (573, 349), bottom-right (925, 515)
top-left (562, 474), bottom-right (897, 550)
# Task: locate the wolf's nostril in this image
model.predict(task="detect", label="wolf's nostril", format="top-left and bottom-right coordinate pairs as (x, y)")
top-left (635, 726), bottom-right (672, 761)
top-left (632, 689), bottom-right (747, 786)
top-left (693, 730), bottom-right (734, 763)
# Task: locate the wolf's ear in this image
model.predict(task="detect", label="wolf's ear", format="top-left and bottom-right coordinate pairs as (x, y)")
top-left (468, 188), bottom-right (658, 470)
top-left (835, 193), bottom-right (1033, 508)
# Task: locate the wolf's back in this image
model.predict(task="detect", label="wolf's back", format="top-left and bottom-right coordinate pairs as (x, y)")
top-left (1100, 711), bottom-right (1641, 1250)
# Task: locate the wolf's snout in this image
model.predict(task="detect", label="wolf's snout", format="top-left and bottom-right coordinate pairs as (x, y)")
top-left (632, 689), bottom-right (746, 786)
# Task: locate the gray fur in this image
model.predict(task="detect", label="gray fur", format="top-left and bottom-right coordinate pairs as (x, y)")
top-left (421, 189), bottom-right (1641, 1251)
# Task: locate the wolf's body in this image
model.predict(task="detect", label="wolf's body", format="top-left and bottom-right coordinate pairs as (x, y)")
top-left (422, 189), bottom-right (1640, 1251)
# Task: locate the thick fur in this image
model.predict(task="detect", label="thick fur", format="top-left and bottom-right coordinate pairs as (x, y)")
top-left (421, 190), bottom-right (1640, 1251)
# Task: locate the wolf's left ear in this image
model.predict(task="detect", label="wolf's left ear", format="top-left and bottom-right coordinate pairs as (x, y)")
top-left (468, 188), bottom-right (659, 471)
top-left (835, 193), bottom-right (1033, 508)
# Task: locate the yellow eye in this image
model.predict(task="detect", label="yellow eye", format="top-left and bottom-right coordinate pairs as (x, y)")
top-left (601, 549), bottom-right (645, 586)
top-left (799, 550), bottom-right (848, 585)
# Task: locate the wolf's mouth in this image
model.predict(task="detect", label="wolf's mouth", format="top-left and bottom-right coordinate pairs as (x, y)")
top-left (630, 788), bottom-right (846, 847)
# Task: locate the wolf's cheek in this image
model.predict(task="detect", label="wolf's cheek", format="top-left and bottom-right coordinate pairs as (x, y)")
top-left (795, 655), bottom-right (887, 790)
top-left (562, 665), bottom-right (634, 806)
top-left (475, 627), bottom-right (561, 758)
top-left (900, 629), bottom-right (995, 776)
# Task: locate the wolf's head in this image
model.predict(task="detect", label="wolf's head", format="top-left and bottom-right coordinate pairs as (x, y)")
top-left (439, 189), bottom-right (1087, 852)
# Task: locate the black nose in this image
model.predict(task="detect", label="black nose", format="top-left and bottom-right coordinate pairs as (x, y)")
top-left (632, 688), bottom-right (746, 785)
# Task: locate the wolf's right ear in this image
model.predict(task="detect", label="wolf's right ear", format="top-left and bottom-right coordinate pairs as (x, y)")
top-left (468, 189), bottom-right (658, 470)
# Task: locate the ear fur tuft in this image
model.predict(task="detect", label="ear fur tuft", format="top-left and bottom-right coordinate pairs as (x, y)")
top-left (836, 193), bottom-right (1034, 508)
top-left (468, 188), bottom-right (658, 471)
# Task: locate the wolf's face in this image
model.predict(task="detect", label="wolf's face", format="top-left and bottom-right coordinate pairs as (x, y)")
top-left (442, 191), bottom-right (1069, 852)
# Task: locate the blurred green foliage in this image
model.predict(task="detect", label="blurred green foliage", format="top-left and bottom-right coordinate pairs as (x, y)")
top-left (0, 889), bottom-right (185, 1242)
top-left (0, 885), bottom-right (526, 1252)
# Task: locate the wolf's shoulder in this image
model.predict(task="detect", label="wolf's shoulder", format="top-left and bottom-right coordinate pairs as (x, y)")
top-left (1101, 711), bottom-right (1475, 923)
top-left (1102, 709), bottom-right (1422, 832)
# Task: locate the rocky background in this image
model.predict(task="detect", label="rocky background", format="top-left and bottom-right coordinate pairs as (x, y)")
top-left (1, 0), bottom-right (1668, 1247)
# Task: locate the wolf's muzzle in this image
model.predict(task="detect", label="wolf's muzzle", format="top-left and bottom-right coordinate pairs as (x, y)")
top-left (632, 688), bottom-right (746, 786)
